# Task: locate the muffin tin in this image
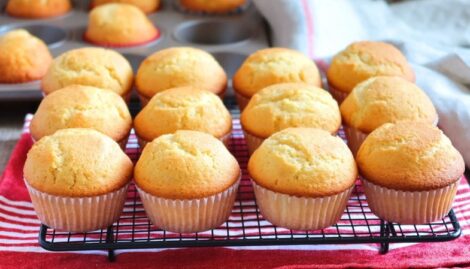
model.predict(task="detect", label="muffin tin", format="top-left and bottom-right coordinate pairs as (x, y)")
top-left (0, 0), bottom-right (268, 100)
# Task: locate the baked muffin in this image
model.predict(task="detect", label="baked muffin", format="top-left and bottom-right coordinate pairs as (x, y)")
top-left (30, 85), bottom-right (132, 149)
top-left (179, 0), bottom-right (246, 13)
top-left (136, 47), bottom-right (227, 104)
top-left (248, 128), bottom-right (357, 230)
top-left (85, 3), bottom-right (159, 47)
top-left (135, 130), bottom-right (240, 232)
top-left (233, 48), bottom-right (322, 110)
top-left (357, 122), bottom-right (464, 224)
top-left (134, 86), bottom-right (232, 148)
top-left (241, 83), bottom-right (340, 154)
top-left (340, 76), bottom-right (438, 155)
top-left (24, 128), bottom-right (133, 232)
top-left (91, 0), bottom-right (160, 13)
top-left (0, 30), bottom-right (52, 83)
top-left (327, 41), bottom-right (415, 103)
top-left (6, 0), bottom-right (71, 18)
top-left (42, 47), bottom-right (133, 101)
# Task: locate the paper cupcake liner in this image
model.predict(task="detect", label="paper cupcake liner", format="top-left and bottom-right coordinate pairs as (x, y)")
top-left (344, 118), bottom-right (438, 156)
top-left (252, 181), bottom-right (353, 230)
top-left (235, 92), bottom-right (250, 111)
top-left (173, 0), bottom-right (249, 15)
top-left (137, 131), bottom-right (231, 150)
top-left (242, 130), bottom-right (264, 155)
top-left (25, 181), bottom-right (129, 232)
top-left (138, 90), bottom-right (226, 108)
top-left (137, 179), bottom-right (240, 233)
top-left (361, 177), bottom-right (460, 224)
top-left (328, 83), bottom-right (349, 104)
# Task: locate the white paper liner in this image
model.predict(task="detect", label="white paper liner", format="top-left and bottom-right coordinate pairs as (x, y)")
top-left (137, 131), bottom-right (231, 150)
top-left (328, 83), bottom-right (349, 104)
top-left (252, 181), bottom-right (353, 230)
top-left (361, 177), bottom-right (460, 224)
top-left (137, 179), bottom-right (240, 233)
top-left (242, 130), bottom-right (264, 155)
top-left (25, 181), bottom-right (129, 232)
top-left (235, 92), bottom-right (250, 111)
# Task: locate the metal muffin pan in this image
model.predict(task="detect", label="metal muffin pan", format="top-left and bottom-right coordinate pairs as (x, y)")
top-left (0, 0), bottom-right (269, 100)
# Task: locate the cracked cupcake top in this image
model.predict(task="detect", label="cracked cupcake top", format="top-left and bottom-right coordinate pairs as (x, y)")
top-left (248, 128), bottom-right (357, 197)
top-left (135, 130), bottom-right (240, 199)
top-left (23, 128), bottom-right (133, 197)
top-left (41, 47), bottom-right (133, 97)
top-left (327, 41), bottom-right (415, 93)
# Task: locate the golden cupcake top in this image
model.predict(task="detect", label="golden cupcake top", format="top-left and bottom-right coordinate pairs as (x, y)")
top-left (340, 76), bottom-right (437, 133)
top-left (327, 41), bottom-right (415, 93)
top-left (135, 130), bottom-right (240, 199)
top-left (6, 0), bottom-right (71, 18)
top-left (136, 47), bottom-right (227, 99)
top-left (241, 83), bottom-right (340, 138)
top-left (248, 128), bottom-right (357, 197)
top-left (180, 0), bottom-right (246, 13)
top-left (30, 85), bottom-right (132, 142)
top-left (233, 48), bottom-right (322, 98)
top-left (357, 122), bottom-right (465, 191)
top-left (85, 3), bottom-right (158, 46)
top-left (91, 0), bottom-right (160, 13)
top-left (42, 47), bottom-right (133, 97)
top-left (24, 128), bottom-right (133, 197)
top-left (0, 30), bottom-right (52, 83)
top-left (134, 86), bottom-right (232, 142)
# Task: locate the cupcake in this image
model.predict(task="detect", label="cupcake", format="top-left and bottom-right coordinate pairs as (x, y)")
top-left (134, 86), bottom-right (232, 148)
top-left (0, 30), bottom-right (52, 83)
top-left (136, 47), bottom-right (227, 105)
top-left (85, 3), bottom-right (159, 47)
top-left (30, 85), bottom-right (132, 149)
top-left (327, 41), bottom-right (415, 103)
top-left (135, 130), bottom-right (240, 233)
top-left (357, 122), bottom-right (465, 224)
top-left (233, 48), bottom-right (322, 111)
top-left (179, 0), bottom-right (246, 13)
top-left (23, 128), bottom-right (133, 232)
top-left (42, 47), bottom-right (133, 101)
top-left (241, 83), bottom-right (340, 155)
top-left (91, 0), bottom-right (160, 13)
top-left (6, 0), bottom-right (71, 18)
top-left (340, 76), bottom-right (438, 155)
top-left (248, 128), bottom-right (357, 230)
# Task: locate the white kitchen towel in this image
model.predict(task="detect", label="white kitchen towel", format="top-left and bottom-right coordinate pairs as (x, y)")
top-left (253, 0), bottom-right (470, 165)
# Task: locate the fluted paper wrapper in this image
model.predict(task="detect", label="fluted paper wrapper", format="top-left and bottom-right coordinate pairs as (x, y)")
top-left (137, 179), bottom-right (240, 233)
top-left (243, 130), bottom-right (264, 155)
top-left (235, 92), bottom-right (250, 111)
top-left (343, 124), bottom-right (368, 156)
top-left (252, 181), bottom-right (353, 230)
top-left (25, 181), bottom-right (129, 232)
top-left (328, 83), bottom-right (349, 104)
top-left (137, 132), bottom-right (231, 149)
top-left (361, 177), bottom-right (460, 224)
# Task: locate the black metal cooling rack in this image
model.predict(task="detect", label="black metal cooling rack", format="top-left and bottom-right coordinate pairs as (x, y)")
top-left (37, 99), bottom-right (462, 261)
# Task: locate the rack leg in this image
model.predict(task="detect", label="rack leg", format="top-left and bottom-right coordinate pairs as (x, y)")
top-left (379, 220), bottom-right (390, 254)
top-left (105, 226), bottom-right (116, 262)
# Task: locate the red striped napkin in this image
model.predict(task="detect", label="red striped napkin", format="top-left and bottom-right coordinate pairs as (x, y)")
top-left (0, 115), bottom-right (470, 269)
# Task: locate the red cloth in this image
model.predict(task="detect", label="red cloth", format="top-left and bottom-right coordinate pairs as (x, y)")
top-left (1, 118), bottom-right (470, 269)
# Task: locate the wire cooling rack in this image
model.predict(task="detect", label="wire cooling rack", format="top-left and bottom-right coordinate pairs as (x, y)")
top-left (38, 99), bottom-right (462, 261)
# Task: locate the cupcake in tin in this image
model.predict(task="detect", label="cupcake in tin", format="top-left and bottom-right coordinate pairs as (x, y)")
top-left (327, 41), bottom-right (415, 103)
top-left (340, 76), bottom-right (438, 155)
top-left (248, 128), bottom-right (357, 230)
top-left (241, 83), bottom-right (340, 155)
top-left (30, 85), bottom-right (132, 149)
top-left (135, 130), bottom-right (240, 233)
top-left (23, 128), bottom-right (133, 232)
top-left (42, 47), bottom-right (134, 102)
top-left (357, 122), bottom-right (465, 224)
top-left (0, 30), bottom-right (52, 83)
top-left (178, 0), bottom-right (246, 14)
top-left (136, 47), bottom-right (227, 105)
top-left (134, 86), bottom-right (232, 148)
top-left (91, 0), bottom-right (160, 13)
top-left (85, 3), bottom-right (159, 47)
top-left (233, 48), bottom-right (322, 111)
top-left (6, 0), bottom-right (71, 18)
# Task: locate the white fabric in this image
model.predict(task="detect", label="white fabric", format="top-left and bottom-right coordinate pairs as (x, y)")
top-left (253, 0), bottom-right (470, 165)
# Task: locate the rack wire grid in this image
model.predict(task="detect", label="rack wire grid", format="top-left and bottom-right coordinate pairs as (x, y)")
top-left (38, 99), bottom-right (462, 261)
